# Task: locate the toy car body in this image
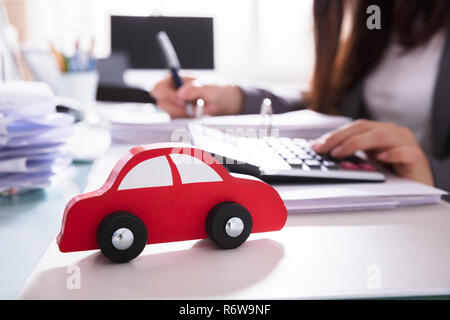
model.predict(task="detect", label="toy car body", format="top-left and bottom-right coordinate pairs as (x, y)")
top-left (57, 143), bottom-right (287, 262)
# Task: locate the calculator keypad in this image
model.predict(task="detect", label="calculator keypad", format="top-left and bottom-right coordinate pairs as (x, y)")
top-left (265, 137), bottom-right (377, 172)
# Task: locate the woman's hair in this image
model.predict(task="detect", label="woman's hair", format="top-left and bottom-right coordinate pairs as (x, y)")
top-left (307, 0), bottom-right (450, 114)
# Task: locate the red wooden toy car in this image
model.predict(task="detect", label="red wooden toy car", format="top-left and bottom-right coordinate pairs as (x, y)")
top-left (57, 143), bottom-right (287, 262)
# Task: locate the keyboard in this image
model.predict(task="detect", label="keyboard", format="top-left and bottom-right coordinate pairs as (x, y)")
top-left (189, 123), bottom-right (386, 183)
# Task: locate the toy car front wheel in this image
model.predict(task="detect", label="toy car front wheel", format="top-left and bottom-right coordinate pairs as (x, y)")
top-left (205, 202), bottom-right (252, 249)
top-left (97, 211), bottom-right (148, 263)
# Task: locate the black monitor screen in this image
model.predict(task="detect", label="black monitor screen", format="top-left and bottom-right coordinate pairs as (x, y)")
top-left (111, 16), bottom-right (214, 69)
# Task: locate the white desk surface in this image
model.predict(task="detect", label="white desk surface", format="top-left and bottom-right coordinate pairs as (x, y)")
top-left (19, 201), bottom-right (450, 299)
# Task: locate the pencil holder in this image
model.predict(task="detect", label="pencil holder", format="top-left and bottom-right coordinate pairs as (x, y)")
top-left (59, 71), bottom-right (98, 103)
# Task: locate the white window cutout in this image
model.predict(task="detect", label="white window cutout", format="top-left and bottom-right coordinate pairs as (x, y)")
top-left (118, 156), bottom-right (173, 190)
top-left (170, 154), bottom-right (222, 184)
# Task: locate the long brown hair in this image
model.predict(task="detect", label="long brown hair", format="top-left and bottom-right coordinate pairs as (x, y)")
top-left (308, 0), bottom-right (450, 114)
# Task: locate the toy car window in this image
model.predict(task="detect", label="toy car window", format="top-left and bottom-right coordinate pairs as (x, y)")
top-left (118, 156), bottom-right (173, 190)
top-left (169, 154), bottom-right (222, 184)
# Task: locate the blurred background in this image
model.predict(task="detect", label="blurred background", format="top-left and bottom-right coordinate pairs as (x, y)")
top-left (0, 0), bottom-right (317, 193)
top-left (3, 0), bottom-right (315, 89)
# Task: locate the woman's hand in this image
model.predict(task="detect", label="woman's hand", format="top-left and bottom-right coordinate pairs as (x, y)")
top-left (150, 75), bottom-right (244, 118)
top-left (311, 119), bottom-right (435, 186)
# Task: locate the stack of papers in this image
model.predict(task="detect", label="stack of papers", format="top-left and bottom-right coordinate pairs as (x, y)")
top-left (201, 109), bottom-right (351, 138)
top-left (0, 81), bottom-right (74, 194)
top-left (97, 103), bottom-right (352, 145)
top-left (96, 102), bottom-right (184, 144)
top-left (275, 175), bottom-right (447, 213)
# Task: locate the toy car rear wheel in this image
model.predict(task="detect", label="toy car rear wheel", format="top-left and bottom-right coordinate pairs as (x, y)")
top-left (205, 202), bottom-right (252, 249)
top-left (97, 211), bottom-right (148, 263)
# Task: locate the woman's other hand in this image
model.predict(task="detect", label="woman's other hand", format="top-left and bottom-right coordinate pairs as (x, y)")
top-left (151, 75), bottom-right (244, 118)
top-left (311, 120), bottom-right (435, 186)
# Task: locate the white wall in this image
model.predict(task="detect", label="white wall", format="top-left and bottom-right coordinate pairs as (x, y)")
top-left (26, 0), bottom-right (315, 86)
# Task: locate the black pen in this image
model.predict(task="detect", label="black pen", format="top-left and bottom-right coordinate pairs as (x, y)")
top-left (157, 31), bottom-right (195, 117)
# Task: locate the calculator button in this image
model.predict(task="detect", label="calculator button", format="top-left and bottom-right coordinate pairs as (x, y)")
top-left (287, 159), bottom-right (303, 166)
top-left (275, 148), bottom-right (289, 154)
top-left (279, 138), bottom-right (292, 146)
top-left (293, 138), bottom-right (308, 145)
top-left (280, 151), bottom-right (296, 159)
top-left (321, 154), bottom-right (339, 162)
top-left (344, 155), bottom-right (363, 164)
top-left (304, 160), bottom-right (322, 169)
top-left (359, 163), bottom-right (377, 172)
top-left (322, 161), bottom-right (339, 170)
top-left (295, 151), bottom-right (314, 159)
top-left (340, 161), bottom-right (359, 171)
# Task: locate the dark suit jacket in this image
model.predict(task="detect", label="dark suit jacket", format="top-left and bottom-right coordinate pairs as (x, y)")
top-left (240, 31), bottom-right (450, 199)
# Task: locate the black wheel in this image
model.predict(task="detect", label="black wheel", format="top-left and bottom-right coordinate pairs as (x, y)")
top-left (205, 202), bottom-right (252, 249)
top-left (97, 211), bottom-right (148, 263)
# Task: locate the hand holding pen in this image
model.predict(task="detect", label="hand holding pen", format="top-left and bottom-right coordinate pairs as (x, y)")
top-left (156, 31), bottom-right (195, 117)
top-left (151, 76), bottom-right (244, 118)
top-left (153, 31), bottom-right (244, 118)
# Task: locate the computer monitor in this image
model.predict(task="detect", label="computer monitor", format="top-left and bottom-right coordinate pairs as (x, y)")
top-left (111, 15), bottom-right (214, 69)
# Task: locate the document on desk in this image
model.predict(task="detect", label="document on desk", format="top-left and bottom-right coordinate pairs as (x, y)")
top-left (0, 113), bottom-right (74, 137)
top-left (98, 105), bottom-right (352, 145)
top-left (201, 109), bottom-right (351, 133)
top-left (0, 153), bottom-right (72, 173)
top-left (95, 102), bottom-right (188, 144)
top-left (0, 143), bottom-right (65, 158)
top-left (0, 81), bottom-right (75, 193)
top-left (275, 175), bottom-right (447, 213)
top-left (0, 126), bottom-right (74, 147)
top-left (0, 81), bottom-right (56, 116)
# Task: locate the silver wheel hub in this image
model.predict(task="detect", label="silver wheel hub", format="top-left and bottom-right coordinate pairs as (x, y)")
top-left (225, 217), bottom-right (244, 238)
top-left (111, 228), bottom-right (134, 250)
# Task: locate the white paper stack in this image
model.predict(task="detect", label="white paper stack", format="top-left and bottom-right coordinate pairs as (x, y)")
top-left (0, 81), bottom-right (74, 194)
top-left (97, 103), bottom-right (352, 145)
top-left (275, 174), bottom-right (447, 213)
top-left (95, 102), bottom-right (186, 144)
top-left (200, 109), bottom-right (351, 139)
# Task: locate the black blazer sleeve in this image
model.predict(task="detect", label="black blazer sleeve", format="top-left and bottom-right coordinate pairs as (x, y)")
top-left (239, 85), bottom-right (304, 114)
top-left (429, 157), bottom-right (450, 201)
